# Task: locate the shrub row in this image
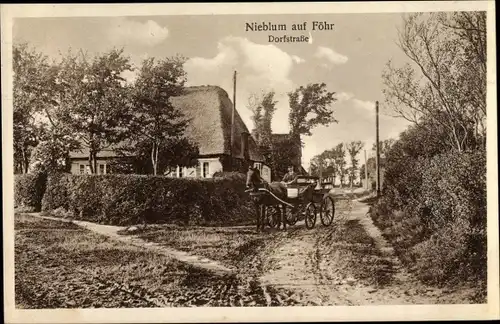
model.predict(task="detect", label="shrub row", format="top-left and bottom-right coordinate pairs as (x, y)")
top-left (39, 173), bottom-right (253, 226)
top-left (371, 150), bottom-right (486, 286)
top-left (14, 172), bottom-right (47, 212)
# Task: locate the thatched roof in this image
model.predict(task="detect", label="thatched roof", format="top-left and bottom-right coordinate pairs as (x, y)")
top-left (70, 85), bottom-right (264, 162)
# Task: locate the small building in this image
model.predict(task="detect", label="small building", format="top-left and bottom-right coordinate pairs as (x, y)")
top-left (68, 86), bottom-right (270, 179)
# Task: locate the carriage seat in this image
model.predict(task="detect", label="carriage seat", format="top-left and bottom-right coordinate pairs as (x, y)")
top-left (286, 183), bottom-right (315, 200)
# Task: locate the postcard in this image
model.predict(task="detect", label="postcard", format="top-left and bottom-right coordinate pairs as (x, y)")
top-left (2, 2), bottom-right (498, 323)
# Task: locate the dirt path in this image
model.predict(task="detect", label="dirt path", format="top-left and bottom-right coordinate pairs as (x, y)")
top-left (254, 200), bottom-right (476, 305)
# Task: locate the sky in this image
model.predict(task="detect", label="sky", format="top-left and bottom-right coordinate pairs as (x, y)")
top-left (13, 13), bottom-right (413, 169)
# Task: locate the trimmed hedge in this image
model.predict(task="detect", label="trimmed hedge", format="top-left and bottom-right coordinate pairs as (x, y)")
top-left (41, 173), bottom-right (253, 226)
top-left (41, 173), bottom-right (72, 211)
top-left (14, 172), bottom-right (47, 212)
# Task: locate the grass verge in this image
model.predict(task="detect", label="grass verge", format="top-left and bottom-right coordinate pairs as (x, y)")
top-left (14, 214), bottom-right (277, 308)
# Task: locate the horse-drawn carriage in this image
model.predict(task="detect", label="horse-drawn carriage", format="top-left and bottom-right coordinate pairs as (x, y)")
top-left (246, 169), bottom-right (336, 230)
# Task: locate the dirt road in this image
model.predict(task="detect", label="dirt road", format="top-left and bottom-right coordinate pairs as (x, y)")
top-left (236, 199), bottom-right (478, 305)
top-left (15, 199), bottom-right (478, 308)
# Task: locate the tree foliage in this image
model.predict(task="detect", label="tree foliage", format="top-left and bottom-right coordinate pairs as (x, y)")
top-left (56, 48), bottom-right (134, 174)
top-left (268, 137), bottom-right (302, 181)
top-left (127, 56), bottom-right (191, 175)
top-left (248, 91), bottom-right (277, 148)
top-left (13, 44), bottom-right (57, 173)
top-left (382, 12), bottom-right (486, 152)
top-left (346, 141), bottom-right (364, 187)
top-left (288, 83), bottom-right (337, 137)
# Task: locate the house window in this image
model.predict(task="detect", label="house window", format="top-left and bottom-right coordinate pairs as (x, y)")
top-left (99, 164), bottom-right (105, 175)
top-left (178, 166), bottom-right (183, 178)
top-left (254, 162), bottom-right (262, 171)
top-left (203, 162), bottom-right (210, 178)
top-left (79, 164), bottom-right (85, 175)
top-left (86, 165), bottom-right (91, 175)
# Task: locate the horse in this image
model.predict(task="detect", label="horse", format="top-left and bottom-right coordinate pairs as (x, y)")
top-left (246, 167), bottom-right (295, 231)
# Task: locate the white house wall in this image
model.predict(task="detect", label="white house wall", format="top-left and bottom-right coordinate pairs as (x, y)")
top-left (173, 158), bottom-right (223, 179)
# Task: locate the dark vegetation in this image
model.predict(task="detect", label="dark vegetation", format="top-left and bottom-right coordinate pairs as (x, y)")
top-left (16, 172), bottom-right (253, 226)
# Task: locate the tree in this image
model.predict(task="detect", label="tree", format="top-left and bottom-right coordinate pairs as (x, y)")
top-left (309, 153), bottom-right (327, 178)
top-left (248, 91), bottom-right (277, 148)
top-left (128, 56), bottom-right (191, 175)
top-left (309, 148), bottom-right (340, 180)
top-left (13, 44), bottom-right (58, 173)
top-left (57, 48), bottom-right (134, 174)
top-left (333, 143), bottom-right (347, 187)
top-left (371, 139), bottom-right (396, 158)
top-left (267, 137), bottom-right (301, 181)
top-left (116, 137), bottom-right (199, 175)
top-left (288, 83), bottom-right (337, 140)
top-left (382, 12), bottom-right (486, 152)
top-left (346, 141), bottom-right (364, 188)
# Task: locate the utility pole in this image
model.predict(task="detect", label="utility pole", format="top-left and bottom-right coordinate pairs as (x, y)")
top-left (230, 71), bottom-right (236, 169)
top-left (364, 149), bottom-right (368, 190)
top-left (375, 101), bottom-right (380, 197)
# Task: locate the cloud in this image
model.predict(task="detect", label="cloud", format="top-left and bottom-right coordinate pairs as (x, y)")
top-left (352, 98), bottom-right (375, 111)
top-left (314, 46), bottom-right (348, 65)
top-left (335, 92), bottom-right (354, 102)
top-left (291, 55), bottom-right (305, 64)
top-left (107, 18), bottom-right (169, 47)
top-left (184, 36), bottom-right (297, 133)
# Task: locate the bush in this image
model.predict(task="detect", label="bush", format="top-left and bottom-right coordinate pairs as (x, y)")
top-left (371, 150), bottom-right (486, 286)
top-left (14, 172), bottom-right (47, 212)
top-left (42, 173), bottom-right (253, 226)
top-left (41, 173), bottom-right (72, 211)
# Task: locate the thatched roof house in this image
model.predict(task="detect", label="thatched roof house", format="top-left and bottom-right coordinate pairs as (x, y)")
top-left (68, 85), bottom-right (265, 176)
top-left (170, 85), bottom-right (263, 162)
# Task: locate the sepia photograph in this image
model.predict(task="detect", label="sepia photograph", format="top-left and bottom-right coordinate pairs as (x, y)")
top-left (2, 2), bottom-right (498, 323)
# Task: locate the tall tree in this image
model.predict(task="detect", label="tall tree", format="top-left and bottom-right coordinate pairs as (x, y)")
top-left (288, 83), bottom-right (337, 139)
top-left (57, 48), bottom-right (133, 174)
top-left (346, 141), bottom-right (364, 188)
top-left (248, 93), bottom-right (264, 145)
top-left (382, 12), bottom-right (486, 152)
top-left (129, 56), bottom-right (190, 175)
top-left (333, 143), bottom-right (347, 188)
top-left (13, 44), bottom-right (58, 173)
top-left (248, 91), bottom-right (277, 148)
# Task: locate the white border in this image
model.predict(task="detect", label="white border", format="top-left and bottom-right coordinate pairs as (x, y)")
top-left (2, 2), bottom-right (498, 323)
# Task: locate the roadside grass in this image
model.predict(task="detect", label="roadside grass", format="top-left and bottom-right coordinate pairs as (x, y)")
top-left (14, 214), bottom-right (255, 308)
top-left (135, 225), bottom-right (279, 271)
top-left (366, 197), bottom-right (486, 303)
top-left (316, 219), bottom-right (396, 287)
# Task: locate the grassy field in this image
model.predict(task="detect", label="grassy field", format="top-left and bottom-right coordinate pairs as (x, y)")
top-left (15, 214), bottom-right (281, 308)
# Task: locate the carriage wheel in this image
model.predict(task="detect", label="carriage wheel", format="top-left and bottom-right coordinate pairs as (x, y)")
top-left (266, 206), bottom-right (281, 228)
top-left (286, 207), bottom-right (298, 226)
top-left (320, 196), bottom-right (335, 226)
top-left (304, 203), bottom-right (317, 229)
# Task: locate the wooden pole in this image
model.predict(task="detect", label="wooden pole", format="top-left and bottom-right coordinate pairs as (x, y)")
top-left (375, 101), bottom-right (380, 196)
top-left (231, 71), bottom-right (236, 168)
top-left (364, 149), bottom-right (368, 190)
